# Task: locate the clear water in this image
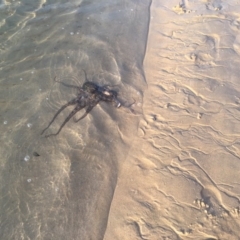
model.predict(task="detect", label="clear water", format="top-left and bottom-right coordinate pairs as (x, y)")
top-left (0, 0), bottom-right (150, 239)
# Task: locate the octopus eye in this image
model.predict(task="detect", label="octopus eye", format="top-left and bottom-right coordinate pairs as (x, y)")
top-left (102, 90), bottom-right (111, 96)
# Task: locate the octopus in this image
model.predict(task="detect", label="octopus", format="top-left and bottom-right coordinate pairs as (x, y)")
top-left (41, 71), bottom-right (122, 137)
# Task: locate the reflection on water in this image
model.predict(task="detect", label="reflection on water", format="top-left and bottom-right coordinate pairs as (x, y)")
top-left (0, 0), bottom-right (150, 239)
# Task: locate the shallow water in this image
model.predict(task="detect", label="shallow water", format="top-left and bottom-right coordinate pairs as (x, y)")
top-left (0, 0), bottom-right (150, 239)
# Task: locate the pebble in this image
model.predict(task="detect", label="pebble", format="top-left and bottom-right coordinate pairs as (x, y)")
top-left (24, 155), bottom-right (30, 161)
top-left (33, 152), bottom-right (40, 157)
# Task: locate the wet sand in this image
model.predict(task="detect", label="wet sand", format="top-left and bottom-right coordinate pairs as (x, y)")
top-left (104, 0), bottom-right (240, 239)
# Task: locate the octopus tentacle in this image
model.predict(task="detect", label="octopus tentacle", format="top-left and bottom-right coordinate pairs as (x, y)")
top-left (45, 105), bottom-right (84, 137)
top-left (73, 101), bottom-right (99, 122)
top-left (54, 77), bottom-right (80, 90)
top-left (41, 98), bottom-right (77, 135)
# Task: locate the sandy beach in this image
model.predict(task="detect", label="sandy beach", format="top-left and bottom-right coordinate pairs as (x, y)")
top-left (1, 0), bottom-right (240, 239)
top-left (104, 0), bottom-right (240, 239)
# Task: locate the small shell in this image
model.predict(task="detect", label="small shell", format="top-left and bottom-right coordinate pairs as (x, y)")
top-left (116, 102), bottom-right (121, 108)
